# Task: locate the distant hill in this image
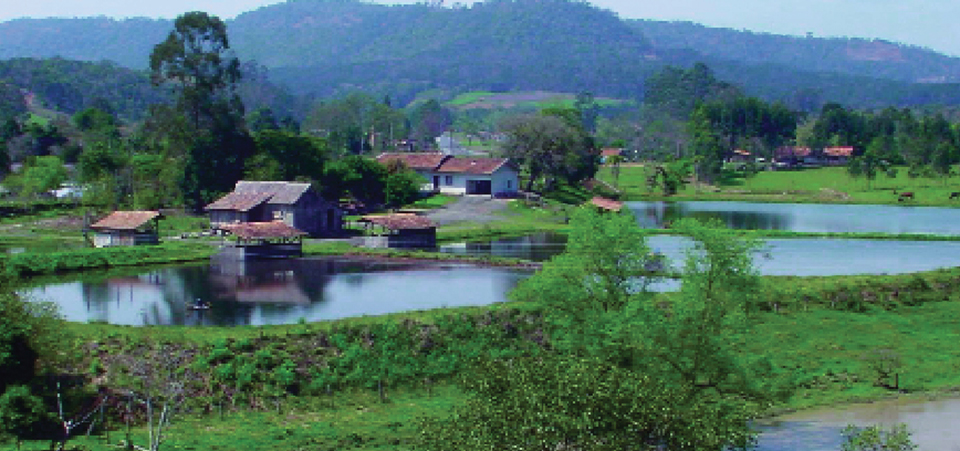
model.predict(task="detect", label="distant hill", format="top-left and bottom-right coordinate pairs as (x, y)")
top-left (2, 0), bottom-right (960, 109)
top-left (0, 58), bottom-right (165, 120)
top-left (632, 20), bottom-right (960, 84)
top-left (0, 58), bottom-right (310, 122)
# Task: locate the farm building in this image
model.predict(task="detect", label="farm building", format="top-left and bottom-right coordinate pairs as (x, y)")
top-left (376, 153), bottom-right (519, 197)
top-left (89, 211), bottom-right (162, 248)
top-left (355, 214), bottom-right (437, 249)
top-left (217, 221), bottom-right (306, 260)
top-left (206, 181), bottom-right (342, 237)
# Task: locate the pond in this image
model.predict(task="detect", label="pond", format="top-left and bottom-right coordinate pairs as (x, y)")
top-left (628, 201), bottom-right (960, 234)
top-left (756, 397), bottom-right (960, 450)
top-left (441, 233), bottom-right (960, 276)
top-left (22, 256), bottom-right (531, 327)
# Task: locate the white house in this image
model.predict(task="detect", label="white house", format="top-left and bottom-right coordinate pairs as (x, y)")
top-left (376, 153), bottom-right (519, 197)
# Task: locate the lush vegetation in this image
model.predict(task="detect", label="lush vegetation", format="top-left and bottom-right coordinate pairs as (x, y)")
top-left (599, 165), bottom-right (960, 206)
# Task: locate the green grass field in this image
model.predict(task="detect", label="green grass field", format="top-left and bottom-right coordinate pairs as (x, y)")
top-left (18, 297), bottom-right (960, 451)
top-left (599, 165), bottom-right (960, 207)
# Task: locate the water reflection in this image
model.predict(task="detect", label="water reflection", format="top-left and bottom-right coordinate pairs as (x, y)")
top-left (756, 397), bottom-right (960, 451)
top-left (439, 233), bottom-right (568, 262)
top-left (443, 234), bottom-right (960, 276)
top-left (22, 257), bottom-right (532, 327)
top-left (629, 201), bottom-right (960, 234)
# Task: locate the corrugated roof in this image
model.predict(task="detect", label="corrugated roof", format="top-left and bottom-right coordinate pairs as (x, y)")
top-left (205, 181), bottom-right (314, 212)
top-left (589, 197), bottom-right (624, 212)
top-left (360, 214), bottom-right (437, 230)
top-left (205, 192), bottom-right (274, 212)
top-left (220, 221), bottom-right (306, 239)
top-left (90, 211), bottom-right (161, 230)
top-left (376, 153), bottom-right (449, 171)
top-left (436, 157), bottom-right (510, 175)
top-left (234, 181), bottom-right (312, 205)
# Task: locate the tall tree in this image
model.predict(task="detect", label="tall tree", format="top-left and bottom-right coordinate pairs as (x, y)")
top-left (424, 209), bottom-right (780, 451)
top-left (500, 110), bottom-right (597, 192)
top-left (149, 12), bottom-right (253, 209)
top-left (150, 11), bottom-right (241, 131)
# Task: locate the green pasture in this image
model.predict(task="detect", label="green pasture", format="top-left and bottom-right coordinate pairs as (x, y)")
top-left (599, 165), bottom-right (960, 206)
top-left (19, 285), bottom-right (960, 451)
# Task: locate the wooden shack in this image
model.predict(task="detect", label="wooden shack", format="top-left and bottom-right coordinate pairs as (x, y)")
top-left (89, 211), bottom-right (162, 248)
top-left (218, 221), bottom-right (306, 259)
top-left (206, 181), bottom-right (343, 237)
top-left (356, 214), bottom-right (437, 249)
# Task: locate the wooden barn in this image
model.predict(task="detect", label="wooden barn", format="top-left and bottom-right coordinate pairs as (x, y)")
top-left (89, 211), bottom-right (162, 248)
top-left (206, 181), bottom-right (343, 237)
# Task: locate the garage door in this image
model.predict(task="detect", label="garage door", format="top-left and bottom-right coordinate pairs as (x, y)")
top-left (468, 180), bottom-right (492, 195)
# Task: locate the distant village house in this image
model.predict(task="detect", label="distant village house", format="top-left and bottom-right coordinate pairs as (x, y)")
top-left (89, 211), bottom-right (162, 248)
top-left (376, 153), bottom-right (519, 197)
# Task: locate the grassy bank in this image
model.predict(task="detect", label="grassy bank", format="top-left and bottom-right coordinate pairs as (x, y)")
top-left (599, 165), bottom-right (960, 207)
top-left (0, 241), bottom-right (217, 279)
top-left (11, 262), bottom-right (960, 450)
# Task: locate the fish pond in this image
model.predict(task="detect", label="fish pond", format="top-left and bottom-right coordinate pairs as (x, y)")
top-left (629, 200), bottom-right (960, 234)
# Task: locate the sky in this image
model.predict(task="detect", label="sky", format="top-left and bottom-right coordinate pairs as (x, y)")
top-left (2, 0), bottom-right (959, 57)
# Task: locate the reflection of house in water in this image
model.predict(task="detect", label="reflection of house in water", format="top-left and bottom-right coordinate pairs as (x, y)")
top-left (209, 255), bottom-right (317, 305)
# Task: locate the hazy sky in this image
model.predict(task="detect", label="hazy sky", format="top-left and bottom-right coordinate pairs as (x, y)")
top-left (3, 0), bottom-right (959, 57)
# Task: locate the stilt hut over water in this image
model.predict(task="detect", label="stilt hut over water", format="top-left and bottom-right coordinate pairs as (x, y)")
top-left (218, 221), bottom-right (306, 259)
top-left (356, 214), bottom-right (437, 249)
top-left (89, 211), bottom-right (163, 247)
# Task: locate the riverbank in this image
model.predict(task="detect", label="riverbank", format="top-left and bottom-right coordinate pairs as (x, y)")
top-left (598, 165), bottom-right (960, 207)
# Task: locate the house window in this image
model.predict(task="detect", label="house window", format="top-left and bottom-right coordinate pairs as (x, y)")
top-left (507, 180), bottom-right (512, 190)
top-left (445, 175), bottom-right (453, 186)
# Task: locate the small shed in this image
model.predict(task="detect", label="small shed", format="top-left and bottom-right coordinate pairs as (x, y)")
top-left (219, 221), bottom-right (306, 259)
top-left (89, 211), bottom-right (162, 248)
top-left (588, 197), bottom-right (624, 213)
top-left (356, 214), bottom-right (437, 249)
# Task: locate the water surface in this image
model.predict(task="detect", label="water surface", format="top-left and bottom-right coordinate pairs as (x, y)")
top-left (23, 256), bottom-right (530, 327)
top-left (757, 397), bottom-right (960, 451)
top-left (629, 201), bottom-right (960, 235)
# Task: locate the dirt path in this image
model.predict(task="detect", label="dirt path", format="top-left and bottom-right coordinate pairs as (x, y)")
top-left (424, 196), bottom-right (511, 226)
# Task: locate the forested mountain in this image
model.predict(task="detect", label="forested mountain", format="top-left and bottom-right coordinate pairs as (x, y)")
top-left (0, 17), bottom-right (170, 69)
top-left (0, 58), bottom-right (164, 120)
top-left (0, 58), bottom-right (310, 121)
top-left (632, 20), bottom-right (960, 84)
top-left (2, 0), bottom-right (960, 109)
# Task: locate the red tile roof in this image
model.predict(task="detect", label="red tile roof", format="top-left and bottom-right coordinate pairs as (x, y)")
top-left (775, 146), bottom-right (812, 158)
top-left (360, 214), bottom-right (436, 230)
top-left (376, 153), bottom-right (449, 171)
top-left (90, 211), bottom-right (161, 230)
top-left (436, 157), bottom-right (510, 175)
top-left (824, 146), bottom-right (855, 157)
top-left (601, 148), bottom-right (623, 157)
top-left (588, 197), bottom-right (624, 212)
top-left (220, 221), bottom-right (306, 239)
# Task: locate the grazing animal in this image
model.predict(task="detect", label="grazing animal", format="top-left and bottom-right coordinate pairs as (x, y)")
top-left (950, 192), bottom-right (960, 200)
top-left (898, 192), bottom-right (915, 202)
